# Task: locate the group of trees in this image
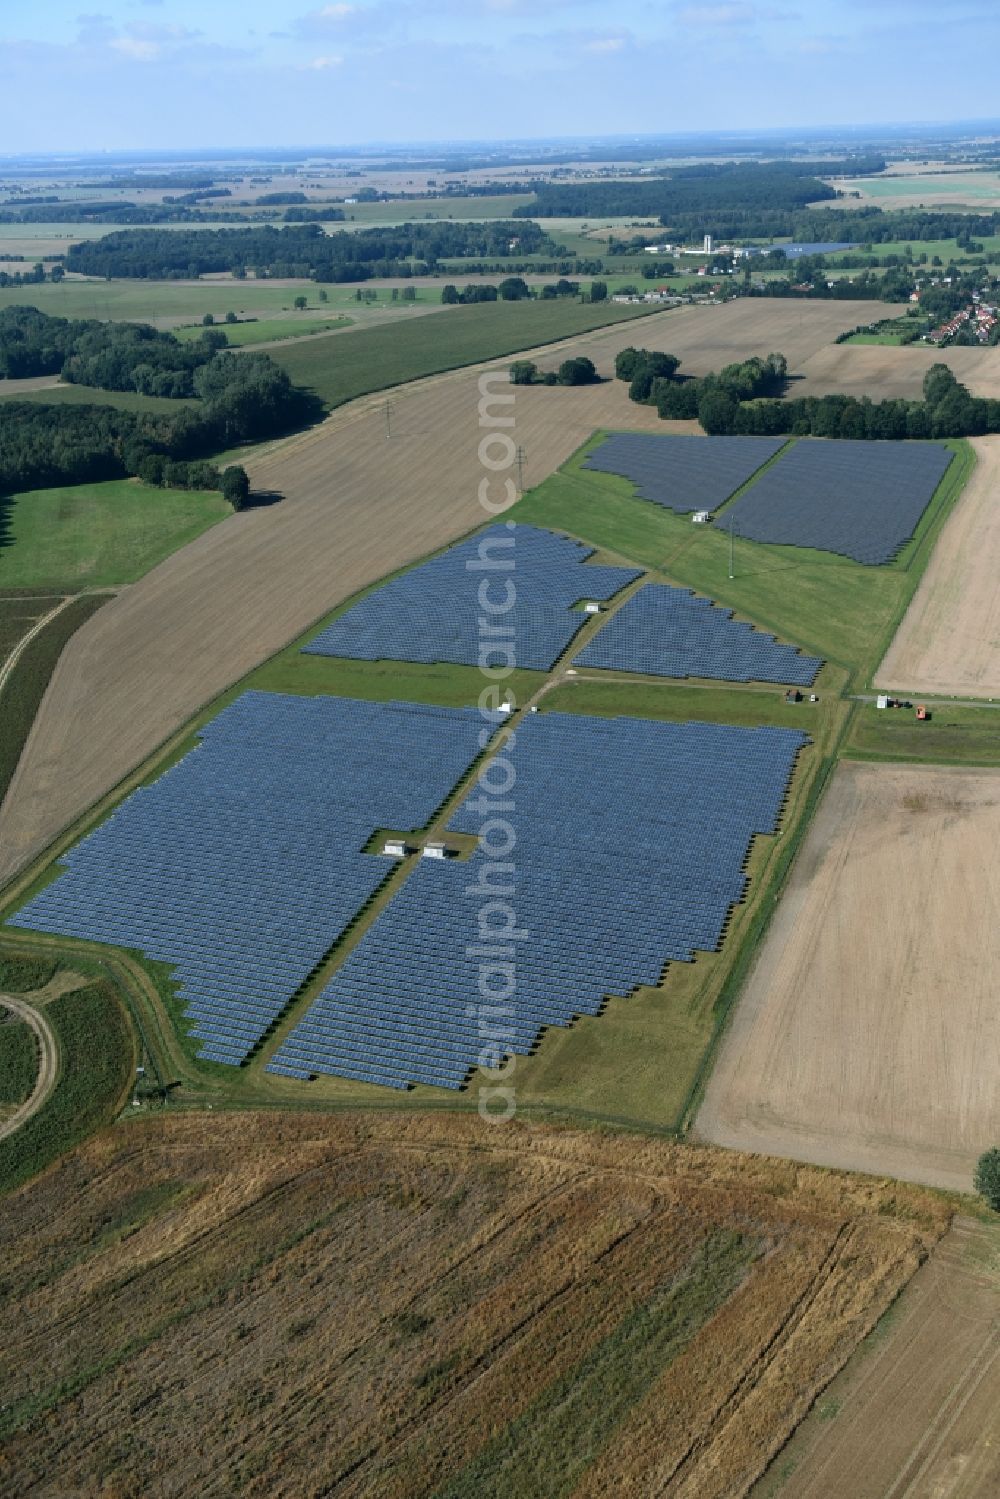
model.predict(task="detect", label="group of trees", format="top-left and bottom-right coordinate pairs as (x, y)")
top-left (0, 306), bottom-right (229, 396)
top-left (618, 347), bottom-right (1000, 439)
top-left (63, 221), bottom-right (553, 282)
top-left (509, 356), bottom-right (599, 387)
top-left (442, 277), bottom-right (605, 304)
top-left (618, 348), bottom-right (788, 419)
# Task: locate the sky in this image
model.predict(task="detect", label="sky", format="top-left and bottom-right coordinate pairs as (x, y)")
top-left (1, 1), bottom-right (997, 153)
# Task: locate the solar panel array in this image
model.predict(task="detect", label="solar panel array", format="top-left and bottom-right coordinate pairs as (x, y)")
top-left (268, 712), bottom-right (807, 1090)
top-left (581, 432), bottom-right (787, 514)
top-left (725, 439), bottom-right (954, 565)
top-left (574, 584), bottom-right (821, 685)
top-left (9, 692), bottom-right (485, 1067)
top-left (303, 523), bottom-right (641, 671)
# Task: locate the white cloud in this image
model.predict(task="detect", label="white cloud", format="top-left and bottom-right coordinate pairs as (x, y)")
top-left (302, 53), bottom-right (344, 67)
top-left (318, 3), bottom-right (355, 16)
top-left (110, 35), bottom-right (160, 59)
top-left (585, 35), bottom-right (625, 52)
top-left (675, 3), bottom-right (755, 25)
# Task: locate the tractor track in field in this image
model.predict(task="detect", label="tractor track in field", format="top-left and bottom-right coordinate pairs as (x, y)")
top-left (0, 992), bottom-right (58, 1142)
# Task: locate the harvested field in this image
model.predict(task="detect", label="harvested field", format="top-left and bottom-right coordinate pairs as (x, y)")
top-left (793, 342), bottom-right (1000, 402)
top-left (0, 1112), bottom-right (950, 1498)
top-left (754, 1215), bottom-right (1000, 1499)
top-left (524, 297), bottom-right (903, 380)
top-left (696, 761), bottom-right (1000, 1192)
top-left (876, 435), bottom-right (1000, 698)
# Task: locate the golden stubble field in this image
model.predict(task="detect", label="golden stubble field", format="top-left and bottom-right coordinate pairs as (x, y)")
top-left (0, 1112), bottom-right (950, 1499)
top-left (753, 1214), bottom-right (1000, 1499)
top-left (697, 760), bottom-right (1000, 1192)
top-left (877, 435), bottom-right (1000, 697)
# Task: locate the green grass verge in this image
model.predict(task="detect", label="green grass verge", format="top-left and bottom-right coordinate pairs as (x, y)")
top-left (435, 1230), bottom-right (758, 1499)
top-left (248, 649), bottom-right (543, 709)
top-left (174, 315), bottom-right (351, 347)
top-left (846, 702), bottom-right (1000, 765)
top-left (0, 479), bottom-right (229, 590)
top-left (0, 980), bottom-right (135, 1195)
top-left (269, 299), bottom-right (661, 409)
top-left (0, 1021), bottom-right (36, 1106)
top-left (0, 384), bottom-right (195, 414)
top-left (542, 678), bottom-right (827, 730)
top-left (0, 595), bottom-right (107, 807)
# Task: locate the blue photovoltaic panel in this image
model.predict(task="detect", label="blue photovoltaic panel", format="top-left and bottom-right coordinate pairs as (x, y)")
top-left (303, 523), bottom-right (641, 671)
top-left (574, 584), bottom-right (821, 685)
top-left (581, 432), bottom-right (787, 513)
top-left (268, 712), bottom-right (807, 1091)
top-left (725, 439), bottom-right (954, 565)
top-left (9, 693), bottom-right (486, 1066)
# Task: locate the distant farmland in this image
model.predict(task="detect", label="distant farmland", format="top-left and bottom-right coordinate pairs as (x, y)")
top-left (0, 1112), bottom-right (949, 1498)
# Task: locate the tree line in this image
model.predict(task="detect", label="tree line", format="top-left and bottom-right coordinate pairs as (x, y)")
top-left (619, 347), bottom-right (1000, 438)
top-left (63, 221), bottom-right (553, 282)
top-left (515, 160), bottom-right (887, 223)
top-left (0, 316), bottom-right (318, 496)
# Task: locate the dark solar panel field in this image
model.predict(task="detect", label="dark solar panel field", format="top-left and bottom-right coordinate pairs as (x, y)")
top-left (574, 584), bottom-right (822, 685)
top-left (9, 692), bottom-right (486, 1067)
top-left (581, 432), bottom-right (787, 513)
top-left (725, 439), bottom-right (954, 565)
top-left (269, 712), bottom-right (807, 1091)
top-left (303, 523), bottom-right (641, 671)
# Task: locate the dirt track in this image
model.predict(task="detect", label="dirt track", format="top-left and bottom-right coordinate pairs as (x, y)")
top-left (876, 436), bottom-right (1000, 698)
top-left (756, 1216), bottom-right (1000, 1499)
top-left (696, 761), bottom-right (1000, 1192)
top-left (0, 993), bottom-right (57, 1142)
top-left (0, 298), bottom-right (971, 888)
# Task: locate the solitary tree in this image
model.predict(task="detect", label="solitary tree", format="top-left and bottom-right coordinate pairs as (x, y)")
top-left (974, 1148), bottom-right (1000, 1211)
top-left (202, 312), bottom-right (214, 326)
top-left (225, 310), bottom-right (238, 324)
top-left (293, 295), bottom-right (308, 311)
top-left (221, 465), bottom-right (251, 511)
top-left (441, 284), bottom-right (459, 304)
top-left (590, 280), bottom-right (608, 302)
top-left (318, 288), bottom-right (328, 303)
top-left (557, 356), bottom-right (598, 386)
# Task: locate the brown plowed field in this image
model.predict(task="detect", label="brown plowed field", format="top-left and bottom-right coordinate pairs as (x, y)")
top-left (793, 342), bottom-right (1000, 401)
top-left (876, 436), bottom-right (1000, 697)
top-left (754, 1216), bottom-right (1000, 1499)
top-left (696, 761), bottom-right (1000, 1192)
top-left (0, 1112), bottom-right (949, 1498)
